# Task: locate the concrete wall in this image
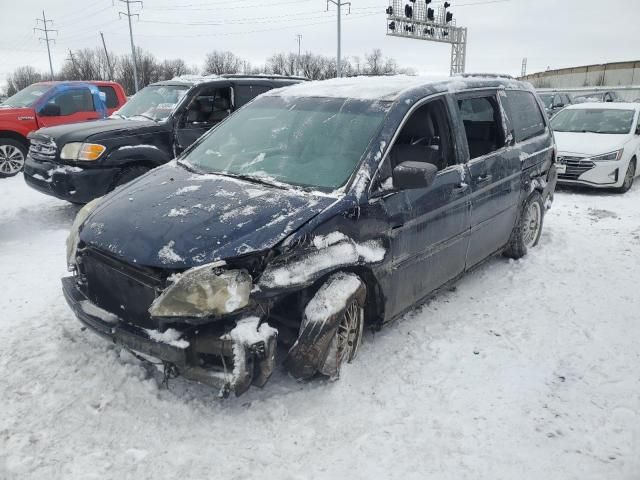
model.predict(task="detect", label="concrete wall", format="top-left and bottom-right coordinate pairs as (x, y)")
top-left (520, 60), bottom-right (640, 88)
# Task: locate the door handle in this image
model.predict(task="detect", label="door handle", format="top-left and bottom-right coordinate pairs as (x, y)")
top-left (452, 183), bottom-right (468, 196)
top-left (476, 174), bottom-right (492, 185)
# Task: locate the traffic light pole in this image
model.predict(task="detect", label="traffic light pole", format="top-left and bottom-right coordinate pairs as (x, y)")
top-left (327, 0), bottom-right (351, 77)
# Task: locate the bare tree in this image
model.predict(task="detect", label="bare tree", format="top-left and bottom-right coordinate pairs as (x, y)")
top-left (159, 59), bottom-right (191, 80)
top-left (203, 51), bottom-right (243, 75)
top-left (5, 66), bottom-right (43, 96)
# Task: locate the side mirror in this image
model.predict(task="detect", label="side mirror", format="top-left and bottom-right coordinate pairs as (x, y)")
top-left (636, 124), bottom-right (640, 135)
top-left (39, 103), bottom-right (61, 117)
top-left (392, 161), bottom-right (438, 190)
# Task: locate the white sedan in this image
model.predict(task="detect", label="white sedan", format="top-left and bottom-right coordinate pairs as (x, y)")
top-left (551, 103), bottom-right (640, 193)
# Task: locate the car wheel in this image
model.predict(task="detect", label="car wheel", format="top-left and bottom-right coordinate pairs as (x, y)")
top-left (503, 191), bottom-right (544, 259)
top-left (114, 165), bottom-right (149, 188)
top-left (285, 272), bottom-right (366, 380)
top-left (616, 158), bottom-right (636, 194)
top-left (0, 138), bottom-right (27, 178)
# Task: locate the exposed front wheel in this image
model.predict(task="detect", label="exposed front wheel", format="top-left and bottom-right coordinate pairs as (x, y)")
top-left (285, 272), bottom-right (366, 380)
top-left (503, 191), bottom-right (544, 259)
top-left (0, 139), bottom-right (27, 178)
top-left (616, 158), bottom-right (636, 194)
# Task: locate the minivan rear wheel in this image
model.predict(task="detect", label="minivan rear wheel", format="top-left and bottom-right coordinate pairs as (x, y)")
top-left (503, 191), bottom-right (544, 259)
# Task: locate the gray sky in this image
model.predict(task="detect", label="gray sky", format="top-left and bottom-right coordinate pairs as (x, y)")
top-left (1, 0), bottom-right (638, 87)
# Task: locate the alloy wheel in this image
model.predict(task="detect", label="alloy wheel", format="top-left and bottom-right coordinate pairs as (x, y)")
top-left (623, 161), bottom-right (636, 190)
top-left (0, 144), bottom-right (25, 176)
top-left (523, 201), bottom-right (542, 248)
top-left (335, 300), bottom-right (364, 364)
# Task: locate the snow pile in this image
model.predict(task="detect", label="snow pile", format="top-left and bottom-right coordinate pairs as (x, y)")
top-left (79, 300), bottom-right (118, 324)
top-left (260, 232), bottom-right (385, 288)
top-left (175, 185), bottom-right (201, 195)
top-left (158, 240), bottom-right (183, 264)
top-left (144, 328), bottom-right (189, 349)
top-left (167, 208), bottom-right (189, 218)
top-left (117, 144), bottom-right (160, 151)
top-left (227, 317), bottom-right (278, 385)
top-left (304, 272), bottom-right (361, 326)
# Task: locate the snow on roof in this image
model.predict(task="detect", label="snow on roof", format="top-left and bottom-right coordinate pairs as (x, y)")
top-left (266, 74), bottom-right (522, 100)
top-left (565, 102), bottom-right (640, 110)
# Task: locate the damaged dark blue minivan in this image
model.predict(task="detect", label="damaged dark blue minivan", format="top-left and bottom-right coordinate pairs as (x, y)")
top-left (62, 75), bottom-right (557, 396)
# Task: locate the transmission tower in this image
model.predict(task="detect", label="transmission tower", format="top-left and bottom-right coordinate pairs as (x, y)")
top-left (34, 10), bottom-right (57, 80)
top-left (386, 1), bottom-right (467, 76)
top-left (118, 0), bottom-right (143, 93)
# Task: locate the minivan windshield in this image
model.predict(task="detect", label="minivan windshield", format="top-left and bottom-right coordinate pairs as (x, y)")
top-left (115, 84), bottom-right (189, 121)
top-left (181, 95), bottom-right (389, 191)
top-left (1, 83), bottom-right (51, 108)
top-left (551, 108), bottom-right (635, 134)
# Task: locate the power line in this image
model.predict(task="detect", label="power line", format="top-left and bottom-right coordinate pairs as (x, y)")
top-left (118, 0), bottom-right (142, 93)
top-left (34, 10), bottom-right (57, 80)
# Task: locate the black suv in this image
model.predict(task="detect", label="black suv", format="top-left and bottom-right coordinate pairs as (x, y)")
top-left (23, 74), bottom-right (305, 203)
top-left (62, 75), bottom-right (557, 396)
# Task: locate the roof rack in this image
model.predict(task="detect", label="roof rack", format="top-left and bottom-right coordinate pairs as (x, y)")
top-left (220, 74), bottom-right (308, 81)
top-left (461, 73), bottom-right (515, 79)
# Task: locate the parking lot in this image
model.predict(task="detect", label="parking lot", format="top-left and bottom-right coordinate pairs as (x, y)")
top-left (1, 174), bottom-right (639, 479)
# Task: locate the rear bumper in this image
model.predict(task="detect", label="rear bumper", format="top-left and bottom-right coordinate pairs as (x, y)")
top-left (62, 276), bottom-right (277, 396)
top-left (23, 155), bottom-right (119, 203)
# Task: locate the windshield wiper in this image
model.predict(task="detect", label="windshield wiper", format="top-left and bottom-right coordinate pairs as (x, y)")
top-left (129, 113), bottom-right (156, 121)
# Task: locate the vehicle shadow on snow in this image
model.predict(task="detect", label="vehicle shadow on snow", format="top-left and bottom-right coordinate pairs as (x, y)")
top-left (0, 202), bottom-right (80, 244)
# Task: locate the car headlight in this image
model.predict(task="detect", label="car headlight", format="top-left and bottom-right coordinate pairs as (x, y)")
top-left (590, 149), bottom-right (623, 161)
top-left (60, 142), bottom-right (106, 161)
top-left (66, 197), bottom-right (103, 269)
top-left (149, 265), bottom-right (252, 318)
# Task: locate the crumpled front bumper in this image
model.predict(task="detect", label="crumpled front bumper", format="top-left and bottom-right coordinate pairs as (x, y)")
top-left (61, 276), bottom-right (278, 396)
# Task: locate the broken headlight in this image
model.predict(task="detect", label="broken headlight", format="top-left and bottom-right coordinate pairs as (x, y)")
top-left (149, 265), bottom-right (252, 318)
top-left (66, 196), bottom-right (103, 270)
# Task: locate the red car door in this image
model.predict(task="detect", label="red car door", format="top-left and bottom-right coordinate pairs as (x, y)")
top-left (37, 87), bottom-right (101, 128)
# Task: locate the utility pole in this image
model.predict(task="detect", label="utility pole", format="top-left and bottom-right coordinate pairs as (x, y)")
top-left (34, 10), bottom-right (57, 80)
top-left (68, 49), bottom-right (79, 78)
top-left (100, 32), bottom-right (114, 80)
top-left (295, 34), bottom-right (302, 76)
top-left (326, 0), bottom-right (350, 77)
top-left (118, 0), bottom-right (143, 93)
top-left (521, 57), bottom-right (528, 78)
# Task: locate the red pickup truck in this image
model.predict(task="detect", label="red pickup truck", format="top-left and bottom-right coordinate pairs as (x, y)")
top-left (0, 81), bottom-right (127, 177)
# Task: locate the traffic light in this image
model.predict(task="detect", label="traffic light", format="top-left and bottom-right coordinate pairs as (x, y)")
top-left (388, 21), bottom-right (396, 30)
top-left (404, 4), bottom-right (413, 18)
top-left (446, 12), bottom-right (453, 22)
top-left (409, 0), bottom-right (416, 3)
top-left (425, 0), bottom-right (432, 3)
top-left (427, 7), bottom-right (434, 20)
top-left (404, 24), bottom-right (415, 32)
top-left (423, 27), bottom-right (434, 35)
top-left (444, 2), bottom-right (450, 8)
top-left (443, 30), bottom-right (449, 37)
top-left (385, 6), bottom-right (393, 15)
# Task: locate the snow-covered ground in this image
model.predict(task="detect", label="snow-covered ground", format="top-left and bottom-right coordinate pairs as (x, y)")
top-left (1, 175), bottom-right (639, 480)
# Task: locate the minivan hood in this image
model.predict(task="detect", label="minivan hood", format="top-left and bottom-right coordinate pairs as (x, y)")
top-left (80, 164), bottom-right (336, 269)
top-left (29, 118), bottom-right (161, 145)
top-left (554, 131), bottom-right (631, 156)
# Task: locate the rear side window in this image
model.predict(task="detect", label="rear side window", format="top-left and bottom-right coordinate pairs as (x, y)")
top-left (235, 85), bottom-right (272, 107)
top-left (98, 86), bottom-right (119, 108)
top-left (458, 95), bottom-right (505, 159)
top-left (505, 90), bottom-right (546, 142)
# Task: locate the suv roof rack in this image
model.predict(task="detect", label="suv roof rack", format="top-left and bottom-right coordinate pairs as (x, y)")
top-left (461, 73), bottom-right (515, 79)
top-left (220, 73), bottom-right (308, 81)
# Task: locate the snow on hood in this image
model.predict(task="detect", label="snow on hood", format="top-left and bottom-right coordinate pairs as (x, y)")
top-left (554, 131), bottom-right (632, 157)
top-left (80, 164), bottom-right (335, 269)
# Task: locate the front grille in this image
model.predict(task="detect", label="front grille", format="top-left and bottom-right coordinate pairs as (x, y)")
top-left (558, 156), bottom-right (596, 181)
top-left (79, 248), bottom-right (165, 329)
top-left (29, 137), bottom-right (57, 161)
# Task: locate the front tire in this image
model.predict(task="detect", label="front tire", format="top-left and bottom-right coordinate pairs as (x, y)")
top-left (285, 272), bottom-right (366, 380)
top-left (616, 158), bottom-right (636, 194)
top-left (503, 191), bottom-right (544, 259)
top-left (0, 138), bottom-right (27, 178)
